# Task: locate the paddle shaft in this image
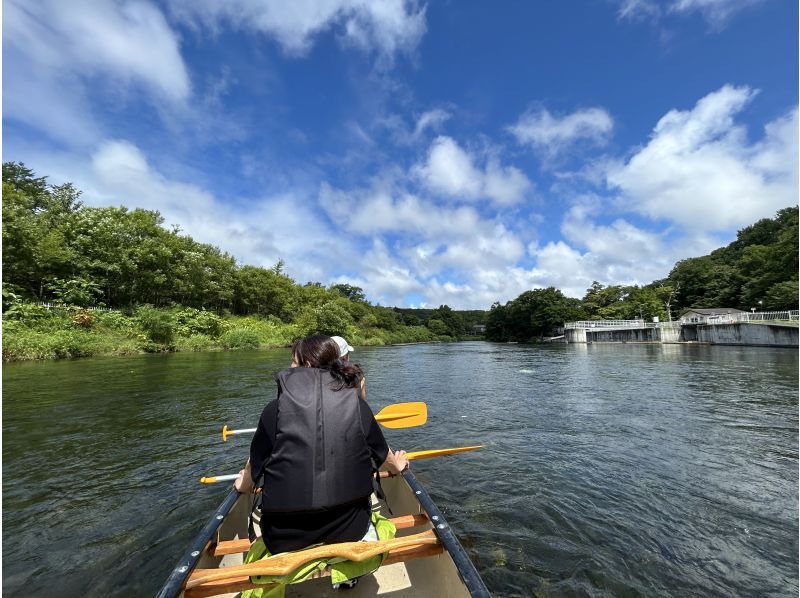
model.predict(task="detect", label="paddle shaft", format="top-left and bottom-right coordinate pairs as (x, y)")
top-left (200, 445), bottom-right (484, 484)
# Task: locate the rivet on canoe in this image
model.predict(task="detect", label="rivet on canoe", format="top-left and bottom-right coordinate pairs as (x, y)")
top-left (216, 515), bottom-right (224, 520)
top-left (191, 551), bottom-right (200, 557)
top-left (415, 491), bottom-right (421, 495)
top-left (178, 566), bottom-right (188, 573)
top-left (431, 515), bottom-right (439, 521)
top-left (437, 524), bottom-right (446, 529)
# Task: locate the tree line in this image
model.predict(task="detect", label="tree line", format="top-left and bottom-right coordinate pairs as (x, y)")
top-left (2, 162), bottom-right (475, 341)
top-left (486, 206), bottom-right (798, 342)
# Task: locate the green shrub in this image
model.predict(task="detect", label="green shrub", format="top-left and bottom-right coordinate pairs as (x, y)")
top-left (95, 310), bottom-right (136, 332)
top-left (219, 328), bottom-right (260, 349)
top-left (3, 302), bottom-right (49, 321)
top-left (136, 306), bottom-right (175, 345)
top-left (3, 329), bottom-right (110, 360)
top-left (174, 308), bottom-right (226, 338)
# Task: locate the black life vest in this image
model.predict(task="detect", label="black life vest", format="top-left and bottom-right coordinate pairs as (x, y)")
top-left (259, 367), bottom-right (375, 513)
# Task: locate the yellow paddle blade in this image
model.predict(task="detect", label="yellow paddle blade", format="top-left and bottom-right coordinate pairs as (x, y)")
top-left (375, 401), bottom-right (427, 429)
top-left (407, 445), bottom-right (484, 461)
top-left (221, 425), bottom-right (229, 442)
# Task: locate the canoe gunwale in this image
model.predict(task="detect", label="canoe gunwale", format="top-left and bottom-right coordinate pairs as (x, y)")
top-left (401, 470), bottom-right (490, 597)
top-left (155, 488), bottom-right (241, 598)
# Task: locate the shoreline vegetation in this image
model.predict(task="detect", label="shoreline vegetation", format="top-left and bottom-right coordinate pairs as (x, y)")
top-left (2, 163), bottom-right (485, 362)
top-left (2, 303), bottom-right (482, 362)
top-left (3, 162), bottom-right (797, 361)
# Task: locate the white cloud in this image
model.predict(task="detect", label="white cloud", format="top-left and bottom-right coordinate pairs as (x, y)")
top-left (412, 109), bottom-right (451, 138)
top-left (331, 240), bottom-right (424, 305)
top-left (169, 0), bottom-right (426, 61)
top-left (551, 201), bottom-right (716, 292)
top-left (5, 0), bottom-right (190, 102)
top-left (616, 0), bottom-right (766, 28)
top-left (415, 136), bottom-right (532, 205)
top-left (606, 85), bottom-right (798, 231)
top-left (318, 181), bottom-right (538, 307)
top-left (3, 0), bottom-right (191, 149)
top-left (416, 136), bottom-right (483, 197)
top-left (669, 0), bottom-right (765, 28)
top-left (508, 106), bottom-right (614, 159)
top-left (617, 0), bottom-right (661, 21)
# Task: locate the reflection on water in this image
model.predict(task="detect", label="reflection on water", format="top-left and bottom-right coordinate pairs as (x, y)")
top-left (3, 343), bottom-right (798, 596)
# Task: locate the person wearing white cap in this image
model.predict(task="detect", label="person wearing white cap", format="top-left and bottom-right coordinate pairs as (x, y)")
top-left (331, 336), bottom-right (366, 401)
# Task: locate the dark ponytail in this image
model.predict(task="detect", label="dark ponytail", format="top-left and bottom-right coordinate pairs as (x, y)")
top-left (292, 334), bottom-right (363, 390)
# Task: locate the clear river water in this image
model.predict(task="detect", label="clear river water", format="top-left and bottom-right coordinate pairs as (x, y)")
top-left (2, 342), bottom-right (798, 597)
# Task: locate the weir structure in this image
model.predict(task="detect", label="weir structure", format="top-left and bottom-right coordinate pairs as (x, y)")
top-left (563, 311), bottom-right (799, 348)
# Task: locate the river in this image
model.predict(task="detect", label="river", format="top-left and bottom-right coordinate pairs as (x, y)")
top-left (2, 342), bottom-right (797, 596)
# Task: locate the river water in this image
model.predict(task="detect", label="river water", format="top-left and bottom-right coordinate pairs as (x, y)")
top-left (2, 342), bottom-right (798, 596)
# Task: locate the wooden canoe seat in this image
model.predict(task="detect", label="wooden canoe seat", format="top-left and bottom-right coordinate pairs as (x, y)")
top-left (210, 513), bottom-right (430, 557)
top-left (186, 530), bottom-right (439, 593)
top-left (185, 541), bottom-right (444, 598)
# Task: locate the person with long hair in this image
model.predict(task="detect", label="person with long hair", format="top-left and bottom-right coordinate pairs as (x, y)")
top-left (234, 334), bottom-right (408, 555)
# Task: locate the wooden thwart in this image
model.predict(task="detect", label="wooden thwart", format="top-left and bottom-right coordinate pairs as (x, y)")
top-left (186, 530), bottom-right (438, 589)
top-left (211, 513), bottom-right (429, 557)
top-left (185, 542), bottom-right (444, 598)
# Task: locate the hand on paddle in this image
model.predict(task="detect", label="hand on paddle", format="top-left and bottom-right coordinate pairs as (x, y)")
top-left (385, 449), bottom-right (409, 474)
top-left (233, 460), bottom-right (254, 493)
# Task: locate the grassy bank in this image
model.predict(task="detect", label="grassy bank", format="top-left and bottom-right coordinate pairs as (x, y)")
top-left (2, 303), bottom-right (450, 362)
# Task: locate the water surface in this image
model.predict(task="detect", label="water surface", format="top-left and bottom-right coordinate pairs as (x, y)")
top-left (3, 343), bottom-right (797, 596)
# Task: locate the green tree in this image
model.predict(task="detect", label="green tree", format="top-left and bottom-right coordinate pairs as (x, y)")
top-left (330, 283), bottom-right (367, 302)
top-left (314, 301), bottom-right (355, 336)
top-left (426, 318), bottom-right (449, 336)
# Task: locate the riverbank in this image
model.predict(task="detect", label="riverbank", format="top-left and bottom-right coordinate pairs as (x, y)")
top-left (2, 304), bottom-right (457, 362)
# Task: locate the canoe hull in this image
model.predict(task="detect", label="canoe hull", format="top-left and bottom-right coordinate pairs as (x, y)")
top-left (165, 472), bottom-right (487, 597)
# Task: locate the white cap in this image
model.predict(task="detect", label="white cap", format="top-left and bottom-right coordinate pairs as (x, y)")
top-left (330, 336), bottom-right (354, 357)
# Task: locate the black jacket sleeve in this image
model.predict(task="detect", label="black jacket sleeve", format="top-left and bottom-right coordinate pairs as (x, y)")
top-left (249, 399), bottom-right (278, 485)
top-left (359, 399), bottom-right (389, 466)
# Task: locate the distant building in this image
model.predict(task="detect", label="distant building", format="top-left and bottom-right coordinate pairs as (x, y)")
top-left (468, 324), bottom-right (486, 336)
top-left (679, 308), bottom-right (746, 325)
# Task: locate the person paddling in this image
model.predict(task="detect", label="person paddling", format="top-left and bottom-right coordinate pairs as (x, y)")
top-left (330, 335), bottom-right (366, 400)
top-left (234, 334), bottom-right (408, 555)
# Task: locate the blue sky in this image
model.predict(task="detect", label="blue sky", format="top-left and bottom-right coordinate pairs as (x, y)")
top-left (4, 0), bottom-right (798, 308)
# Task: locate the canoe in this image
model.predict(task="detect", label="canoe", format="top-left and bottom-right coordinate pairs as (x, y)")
top-left (156, 469), bottom-right (490, 597)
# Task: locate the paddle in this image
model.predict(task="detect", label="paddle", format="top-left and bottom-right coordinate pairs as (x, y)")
top-left (185, 530), bottom-right (438, 588)
top-left (200, 444), bottom-right (484, 484)
top-left (221, 401), bottom-right (427, 441)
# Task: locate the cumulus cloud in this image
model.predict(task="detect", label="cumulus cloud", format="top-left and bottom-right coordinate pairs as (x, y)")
top-left (606, 85), bottom-right (798, 231)
top-left (508, 106), bottom-right (614, 159)
top-left (415, 136), bottom-right (532, 205)
top-left (169, 0), bottom-right (427, 61)
top-left (527, 200), bottom-right (722, 297)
